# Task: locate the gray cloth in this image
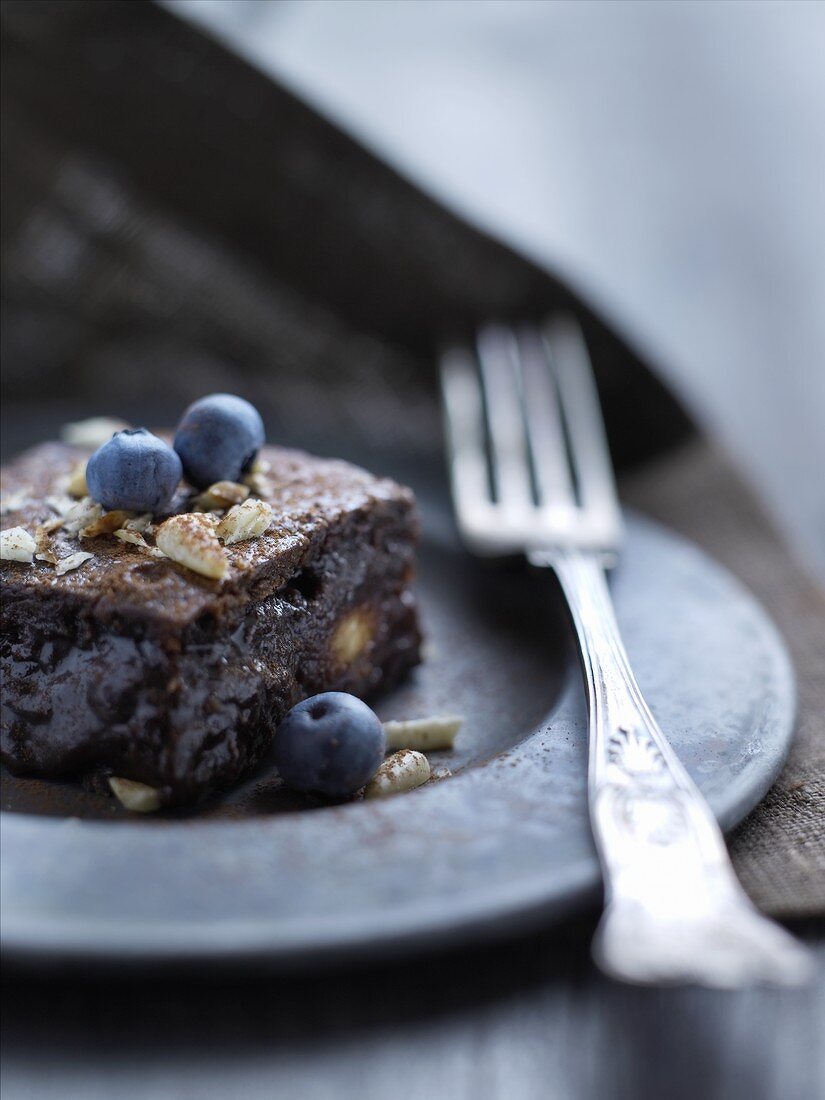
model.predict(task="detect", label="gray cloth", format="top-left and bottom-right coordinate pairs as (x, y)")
top-left (623, 442), bottom-right (825, 917)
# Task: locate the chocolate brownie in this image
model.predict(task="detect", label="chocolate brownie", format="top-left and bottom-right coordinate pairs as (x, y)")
top-left (0, 441), bottom-right (421, 805)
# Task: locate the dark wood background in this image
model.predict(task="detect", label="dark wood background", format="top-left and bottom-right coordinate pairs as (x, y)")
top-left (2, 916), bottom-right (823, 1100)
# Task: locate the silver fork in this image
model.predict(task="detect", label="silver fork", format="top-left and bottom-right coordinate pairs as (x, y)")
top-left (440, 317), bottom-right (811, 987)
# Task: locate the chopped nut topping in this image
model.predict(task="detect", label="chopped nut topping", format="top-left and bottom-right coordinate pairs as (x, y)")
top-left (124, 513), bottom-right (153, 533)
top-left (80, 510), bottom-right (132, 539)
top-left (0, 488), bottom-right (31, 515)
top-left (364, 750), bottom-right (431, 799)
top-left (0, 526), bottom-right (37, 563)
top-left (63, 497), bottom-right (103, 536)
top-left (215, 498), bottom-right (273, 545)
top-left (155, 513), bottom-right (228, 579)
top-left (331, 608), bottom-right (375, 666)
top-left (44, 493), bottom-right (75, 519)
top-left (383, 716), bottom-right (463, 752)
top-left (108, 777), bottom-right (162, 813)
top-left (113, 529), bottom-right (164, 559)
top-left (192, 481), bottom-right (250, 511)
top-left (61, 416), bottom-right (129, 448)
top-left (243, 467), bottom-right (274, 495)
top-left (65, 461), bottom-right (89, 498)
top-left (55, 551), bottom-right (94, 575)
top-left (248, 456), bottom-right (271, 476)
top-left (113, 528), bottom-right (147, 547)
top-left (34, 525), bottom-right (59, 565)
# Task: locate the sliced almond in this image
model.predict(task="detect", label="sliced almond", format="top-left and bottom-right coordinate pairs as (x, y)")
top-left (113, 528), bottom-right (147, 547)
top-left (34, 525), bottom-right (60, 565)
top-left (155, 513), bottom-right (228, 579)
top-left (243, 465), bottom-right (275, 495)
top-left (364, 750), bottom-right (431, 800)
top-left (113, 530), bottom-right (164, 559)
top-left (192, 481), bottom-right (250, 511)
top-left (44, 493), bottom-right (75, 520)
top-left (55, 551), bottom-right (94, 575)
top-left (124, 513), bottom-right (153, 533)
top-left (0, 526), bottom-right (37, 563)
top-left (62, 497), bottom-right (103, 536)
top-left (108, 777), bottom-right (162, 813)
top-left (61, 416), bottom-right (129, 448)
top-left (248, 456), bottom-right (271, 476)
top-left (80, 510), bottom-right (133, 539)
top-left (65, 461), bottom-right (89, 498)
top-left (383, 716), bottom-right (463, 752)
top-left (0, 488), bottom-right (31, 515)
top-left (215, 498), bottom-right (273, 545)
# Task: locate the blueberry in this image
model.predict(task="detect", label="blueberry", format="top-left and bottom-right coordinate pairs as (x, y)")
top-left (173, 394), bottom-right (265, 489)
top-left (86, 428), bottom-right (182, 513)
top-left (274, 692), bottom-right (386, 798)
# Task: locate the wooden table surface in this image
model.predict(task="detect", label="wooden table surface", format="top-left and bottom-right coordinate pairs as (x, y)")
top-left (2, 916), bottom-right (822, 1100)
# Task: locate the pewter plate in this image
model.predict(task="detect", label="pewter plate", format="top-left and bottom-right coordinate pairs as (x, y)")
top-left (0, 504), bottom-right (795, 967)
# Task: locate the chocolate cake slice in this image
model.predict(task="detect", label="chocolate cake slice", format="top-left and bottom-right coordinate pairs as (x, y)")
top-left (0, 441), bottom-right (421, 805)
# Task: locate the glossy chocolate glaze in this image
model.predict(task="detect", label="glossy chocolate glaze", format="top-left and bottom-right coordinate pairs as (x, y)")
top-left (0, 443), bottom-right (421, 804)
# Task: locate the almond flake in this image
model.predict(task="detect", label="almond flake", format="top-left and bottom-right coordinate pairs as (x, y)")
top-left (108, 777), bottom-right (162, 813)
top-left (80, 510), bottom-right (132, 538)
top-left (55, 551), bottom-right (94, 575)
top-left (61, 416), bottom-right (129, 448)
top-left (192, 481), bottom-right (250, 511)
top-left (364, 750), bottom-right (431, 800)
top-left (124, 513), bottom-right (153, 533)
top-left (0, 488), bottom-right (31, 515)
top-left (66, 461), bottom-right (89, 498)
top-left (155, 513), bottom-right (228, 579)
top-left (248, 456), bottom-right (271, 476)
top-left (243, 469), bottom-right (274, 496)
top-left (39, 516), bottom-right (65, 535)
top-left (0, 526), bottom-right (37, 563)
top-left (383, 716), bottom-right (463, 752)
top-left (63, 497), bottom-right (103, 536)
top-left (44, 493), bottom-right (75, 519)
top-left (34, 525), bottom-right (59, 565)
top-left (215, 498), bottom-right (273, 545)
top-left (113, 529), bottom-right (147, 547)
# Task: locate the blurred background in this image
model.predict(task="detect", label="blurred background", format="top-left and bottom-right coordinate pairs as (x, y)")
top-left (170, 0), bottom-right (825, 578)
top-left (2, 0), bottom-right (824, 578)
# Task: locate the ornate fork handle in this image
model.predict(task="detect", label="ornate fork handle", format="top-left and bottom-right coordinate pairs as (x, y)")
top-left (532, 548), bottom-right (811, 987)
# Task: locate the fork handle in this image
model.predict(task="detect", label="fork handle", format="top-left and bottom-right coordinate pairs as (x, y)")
top-left (532, 548), bottom-right (809, 986)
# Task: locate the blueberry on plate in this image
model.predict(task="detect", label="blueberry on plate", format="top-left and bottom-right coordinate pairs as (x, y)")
top-left (86, 428), bottom-right (182, 513)
top-left (274, 692), bottom-right (386, 798)
top-left (173, 393), bottom-right (265, 489)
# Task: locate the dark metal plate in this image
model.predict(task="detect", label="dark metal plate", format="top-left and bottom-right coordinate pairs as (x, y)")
top-left (0, 498), bottom-right (795, 967)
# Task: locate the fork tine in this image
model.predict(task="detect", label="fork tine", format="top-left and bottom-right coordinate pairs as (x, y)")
top-left (545, 317), bottom-right (621, 529)
top-left (476, 325), bottom-right (534, 509)
top-left (516, 325), bottom-right (577, 511)
top-left (440, 345), bottom-right (492, 522)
